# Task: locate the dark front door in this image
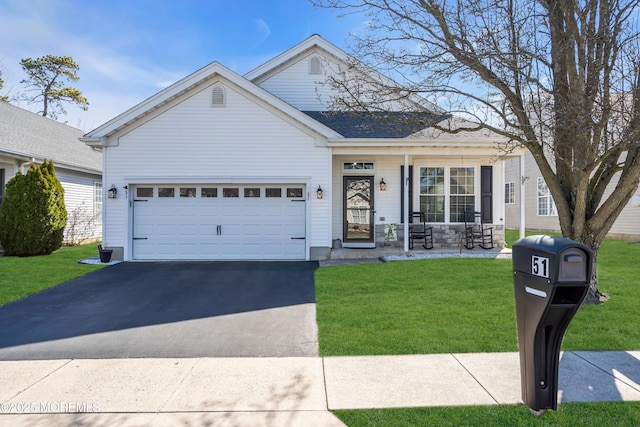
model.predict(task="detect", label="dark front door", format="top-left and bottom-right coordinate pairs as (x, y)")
top-left (343, 176), bottom-right (375, 247)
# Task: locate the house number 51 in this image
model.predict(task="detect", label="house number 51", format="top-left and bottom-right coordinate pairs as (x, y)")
top-left (531, 256), bottom-right (549, 278)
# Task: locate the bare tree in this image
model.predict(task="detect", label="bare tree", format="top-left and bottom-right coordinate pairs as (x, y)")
top-left (0, 67), bottom-right (9, 102)
top-left (64, 201), bottom-right (99, 246)
top-left (313, 0), bottom-right (640, 302)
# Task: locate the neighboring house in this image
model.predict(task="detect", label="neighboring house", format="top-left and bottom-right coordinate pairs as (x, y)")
top-left (81, 34), bottom-right (520, 261)
top-left (0, 102), bottom-right (103, 245)
top-left (504, 151), bottom-right (640, 241)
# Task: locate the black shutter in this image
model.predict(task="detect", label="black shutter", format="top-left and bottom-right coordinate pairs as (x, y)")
top-left (481, 165), bottom-right (493, 223)
top-left (0, 169), bottom-right (4, 205)
top-left (400, 165), bottom-right (413, 223)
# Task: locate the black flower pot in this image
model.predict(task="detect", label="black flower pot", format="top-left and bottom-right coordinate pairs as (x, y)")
top-left (98, 245), bottom-right (113, 263)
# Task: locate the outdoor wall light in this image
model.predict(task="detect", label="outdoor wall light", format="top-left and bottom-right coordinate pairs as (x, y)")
top-left (317, 185), bottom-right (324, 199)
top-left (108, 185), bottom-right (117, 199)
top-left (379, 178), bottom-right (387, 191)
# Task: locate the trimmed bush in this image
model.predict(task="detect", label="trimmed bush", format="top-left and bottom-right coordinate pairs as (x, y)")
top-left (0, 160), bottom-right (67, 256)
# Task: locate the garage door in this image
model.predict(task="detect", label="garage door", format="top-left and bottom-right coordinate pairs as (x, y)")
top-left (132, 185), bottom-right (306, 260)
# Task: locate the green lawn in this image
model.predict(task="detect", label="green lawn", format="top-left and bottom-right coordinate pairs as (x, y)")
top-left (315, 237), bottom-right (640, 355)
top-left (318, 237), bottom-right (640, 425)
top-left (0, 243), bottom-right (105, 306)
top-left (334, 402), bottom-right (640, 426)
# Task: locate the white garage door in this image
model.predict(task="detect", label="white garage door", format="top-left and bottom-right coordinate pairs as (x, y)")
top-left (132, 185), bottom-right (306, 260)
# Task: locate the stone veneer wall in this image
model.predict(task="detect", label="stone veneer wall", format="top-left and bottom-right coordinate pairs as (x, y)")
top-left (375, 224), bottom-right (505, 249)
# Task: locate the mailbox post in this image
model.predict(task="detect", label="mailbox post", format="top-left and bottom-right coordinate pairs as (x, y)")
top-left (512, 235), bottom-right (592, 414)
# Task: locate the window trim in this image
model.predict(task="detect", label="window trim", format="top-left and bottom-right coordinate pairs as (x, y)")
top-left (94, 181), bottom-right (103, 224)
top-left (537, 177), bottom-right (557, 216)
top-left (343, 161), bottom-right (375, 172)
top-left (505, 181), bottom-right (515, 204)
top-left (416, 165), bottom-right (479, 223)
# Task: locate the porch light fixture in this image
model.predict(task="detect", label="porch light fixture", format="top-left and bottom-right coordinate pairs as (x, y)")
top-left (316, 185), bottom-right (324, 199)
top-left (379, 178), bottom-right (387, 191)
top-left (107, 185), bottom-right (117, 199)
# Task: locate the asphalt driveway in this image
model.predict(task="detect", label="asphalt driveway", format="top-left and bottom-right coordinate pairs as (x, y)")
top-left (0, 261), bottom-right (319, 360)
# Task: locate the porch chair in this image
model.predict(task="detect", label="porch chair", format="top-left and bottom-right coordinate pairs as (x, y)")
top-left (409, 212), bottom-right (434, 250)
top-left (463, 211), bottom-right (494, 249)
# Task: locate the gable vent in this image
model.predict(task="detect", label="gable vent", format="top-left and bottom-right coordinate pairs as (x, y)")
top-left (211, 86), bottom-right (225, 107)
top-left (309, 57), bottom-right (322, 75)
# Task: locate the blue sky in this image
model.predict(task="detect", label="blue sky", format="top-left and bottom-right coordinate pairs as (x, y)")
top-left (0, 0), bottom-right (366, 131)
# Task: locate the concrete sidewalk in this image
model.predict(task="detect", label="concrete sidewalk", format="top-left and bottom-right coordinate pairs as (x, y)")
top-left (1, 351), bottom-right (639, 426)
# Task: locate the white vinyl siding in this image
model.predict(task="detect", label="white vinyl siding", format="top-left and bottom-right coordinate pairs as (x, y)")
top-left (503, 157), bottom-right (521, 229)
top-left (332, 156), bottom-right (503, 242)
top-left (103, 78), bottom-right (331, 259)
top-left (56, 169), bottom-right (102, 242)
top-left (597, 170), bottom-right (640, 238)
top-left (254, 52), bottom-right (334, 111)
top-left (505, 150), bottom-right (639, 238)
top-left (522, 151), bottom-right (561, 230)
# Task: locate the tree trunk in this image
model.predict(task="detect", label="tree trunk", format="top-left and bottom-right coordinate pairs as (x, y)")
top-left (584, 246), bottom-right (610, 304)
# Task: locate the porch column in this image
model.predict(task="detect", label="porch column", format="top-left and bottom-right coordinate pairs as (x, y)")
top-left (404, 154), bottom-right (410, 252)
top-left (520, 153), bottom-right (526, 240)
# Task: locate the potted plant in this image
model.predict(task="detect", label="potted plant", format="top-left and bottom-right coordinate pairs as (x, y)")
top-left (97, 245), bottom-right (113, 263)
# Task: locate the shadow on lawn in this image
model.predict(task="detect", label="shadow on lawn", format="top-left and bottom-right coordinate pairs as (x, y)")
top-left (0, 261), bottom-right (318, 359)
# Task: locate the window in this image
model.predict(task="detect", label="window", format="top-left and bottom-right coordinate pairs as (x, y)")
top-left (266, 188), bottom-right (282, 198)
top-left (419, 167), bottom-right (445, 222)
top-left (223, 188), bottom-right (239, 198)
top-left (94, 182), bottom-right (102, 224)
top-left (537, 178), bottom-right (557, 216)
top-left (180, 187), bottom-right (196, 197)
top-left (449, 167), bottom-right (475, 222)
top-left (244, 188), bottom-right (260, 198)
top-left (211, 86), bottom-right (225, 107)
top-left (158, 187), bottom-right (175, 197)
top-left (343, 162), bottom-right (374, 171)
top-left (287, 188), bottom-right (303, 198)
top-left (201, 188), bottom-right (218, 198)
top-left (349, 208), bottom-right (368, 224)
top-left (136, 187), bottom-right (153, 198)
top-left (419, 166), bottom-right (476, 222)
top-left (505, 182), bottom-right (515, 204)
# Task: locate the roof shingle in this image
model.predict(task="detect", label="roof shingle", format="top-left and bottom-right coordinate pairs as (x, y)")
top-left (0, 102), bottom-right (101, 172)
top-left (302, 111), bottom-right (449, 138)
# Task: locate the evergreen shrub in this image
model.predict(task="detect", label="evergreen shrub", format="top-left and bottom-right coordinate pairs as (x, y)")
top-left (0, 160), bottom-right (67, 256)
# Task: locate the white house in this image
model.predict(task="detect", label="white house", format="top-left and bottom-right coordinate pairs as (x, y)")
top-left (0, 102), bottom-right (103, 245)
top-left (504, 151), bottom-right (640, 242)
top-left (81, 35), bottom-right (519, 261)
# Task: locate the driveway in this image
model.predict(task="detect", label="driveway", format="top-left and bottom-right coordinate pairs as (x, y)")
top-left (0, 261), bottom-right (319, 360)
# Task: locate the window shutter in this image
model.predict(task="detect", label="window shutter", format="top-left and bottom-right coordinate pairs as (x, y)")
top-left (481, 165), bottom-right (493, 223)
top-left (0, 168), bottom-right (4, 205)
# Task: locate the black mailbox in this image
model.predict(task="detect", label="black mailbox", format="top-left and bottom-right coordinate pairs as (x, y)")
top-left (512, 235), bottom-right (592, 414)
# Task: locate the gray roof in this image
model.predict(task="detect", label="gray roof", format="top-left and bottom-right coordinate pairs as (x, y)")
top-left (302, 111), bottom-right (450, 138)
top-left (0, 102), bottom-right (101, 173)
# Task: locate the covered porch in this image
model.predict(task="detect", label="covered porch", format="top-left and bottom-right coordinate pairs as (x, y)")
top-left (323, 244), bottom-right (512, 266)
top-left (330, 147), bottom-right (524, 253)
